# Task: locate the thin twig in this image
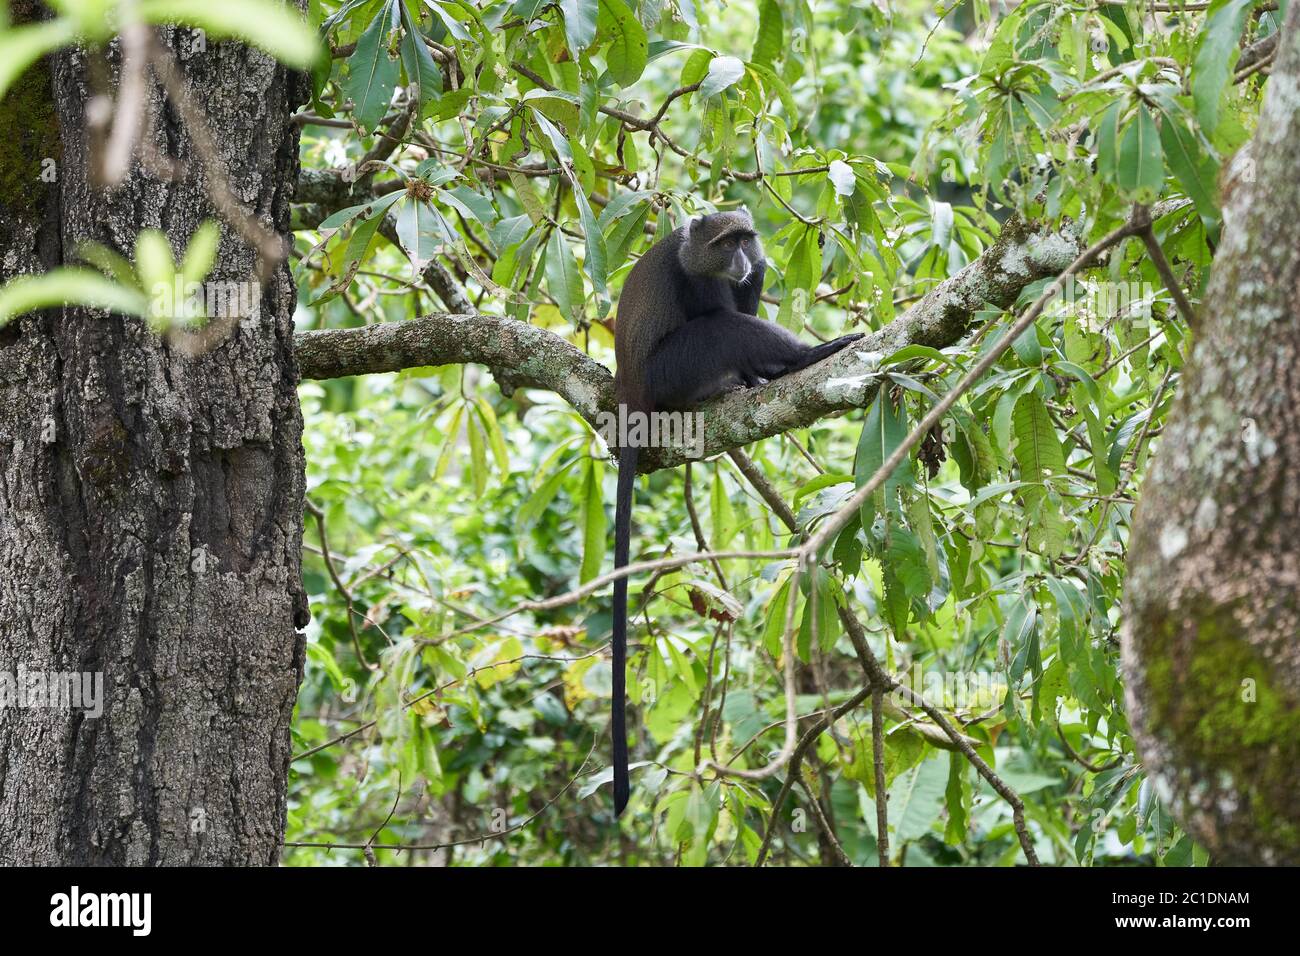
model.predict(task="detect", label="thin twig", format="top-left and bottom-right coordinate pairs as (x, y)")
top-left (871, 686), bottom-right (890, 866)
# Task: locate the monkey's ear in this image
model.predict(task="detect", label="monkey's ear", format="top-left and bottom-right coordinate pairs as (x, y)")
top-left (687, 214), bottom-right (702, 234)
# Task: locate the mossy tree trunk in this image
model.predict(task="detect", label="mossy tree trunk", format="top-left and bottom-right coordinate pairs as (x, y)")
top-left (0, 15), bottom-right (309, 864)
top-left (1122, 9), bottom-right (1300, 865)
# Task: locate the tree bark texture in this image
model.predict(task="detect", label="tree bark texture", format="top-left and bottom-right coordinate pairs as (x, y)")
top-left (0, 17), bottom-right (309, 864)
top-left (1121, 9), bottom-right (1300, 864)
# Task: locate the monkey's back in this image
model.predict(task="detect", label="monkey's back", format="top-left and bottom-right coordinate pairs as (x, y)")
top-left (614, 227), bottom-right (737, 409)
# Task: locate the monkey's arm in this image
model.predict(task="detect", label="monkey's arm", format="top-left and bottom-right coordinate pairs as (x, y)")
top-left (732, 259), bottom-right (767, 316)
top-left (645, 310), bottom-right (862, 410)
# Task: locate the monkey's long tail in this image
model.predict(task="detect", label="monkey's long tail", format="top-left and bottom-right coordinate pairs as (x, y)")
top-left (611, 442), bottom-right (637, 817)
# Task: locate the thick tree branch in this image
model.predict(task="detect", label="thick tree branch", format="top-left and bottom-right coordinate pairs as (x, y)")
top-left (295, 209), bottom-right (1191, 473)
top-left (296, 310), bottom-right (614, 421)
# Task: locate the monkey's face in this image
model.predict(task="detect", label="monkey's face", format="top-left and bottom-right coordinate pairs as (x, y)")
top-left (712, 230), bottom-right (762, 284)
top-left (682, 213), bottom-right (764, 284)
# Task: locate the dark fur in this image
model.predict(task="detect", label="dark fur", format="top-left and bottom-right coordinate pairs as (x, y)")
top-left (608, 211), bottom-right (862, 816)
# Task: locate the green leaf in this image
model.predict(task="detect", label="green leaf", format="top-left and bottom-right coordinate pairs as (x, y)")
top-left (1012, 391), bottom-right (1066, 485)
top-left (424, 0), bottom-right (474, 40)
top-left (1004, 595), bottom-right (1038, 682)
top-left (699, 55), bottom-right (744, 98)
top-left (0, 270), bottom-right (147, 328)
top-left (180, 220), bottom-right (221, 286)
top-left (579, 458), bottom-right (606, 583)
top-left (473, 397), bottom-right (510, 475)
top-left (1116, 104), bottom-right (1163, 202)
top-left (944, 753), bottom-right (969, 845)
top-left (890, 757), bottom-right (948, 843)
top-left (0, 19), bottom-right (76, 101)
top-left (854, 389), bottom-right (912, 533)
top-left (509, 171), bottom-right (547, 225)
top-left (544, 228), bottom-right (585, 324)
top-left (751, 0), bottom-right (783, 68)
top-left (343, 5), bottom-right (401, 133)
top-left (828, 160), bottom-right (855, 197)
top-left (400, 5), bottom-right (443, 110)
top-left (342, 210), bottom-right (386, 272)
top-left (598, 0), bottom-right (648, 86)
top-left (517, 458), bottom-right (579, 528)
top-left (558, 0), bottom-right (599, 58)
top-left (433, 403), bottom-right (464, 482)
top-left (808, 571), bottom-right (842, 654)
top-left (1026, 487), bottom-right (1070, 560)
top-left (1095, 99), bottom-right (1122, 183)
top-left (1191, 0), bottom-right (1253, 135)
top-left (681, 47), bottom-right (713, 86)
top-left (1010, 323), bottom-right (1042, 366)
top-left (395, 198), bottom-right (445, 269)
top-left (763, 575), bottom-right (795, 658)
top-left (137, 0), bottom-right (321, 68)
top-left (1158, 105), bottom-right (1220, 234)
top-left (710, 468), bottom-right (736, 551)
top-left (1072, 384), bottom-right (1116, 495)
top-left (530, 110), bottom-right (609, 312)
top-left (135, 230), bottom-right (176, 296)
top-left (466, 404), bottom-right (487, 497)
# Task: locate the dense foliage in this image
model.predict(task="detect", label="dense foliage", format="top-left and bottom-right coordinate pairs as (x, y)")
top-left (4, 0), bottom-right (1280, 865)
top-left (279, 0), bottom-right (1283, 866)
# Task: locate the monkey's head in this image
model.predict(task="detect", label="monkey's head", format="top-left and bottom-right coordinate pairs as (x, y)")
top-left (678, 211), bottom-right (764, 285)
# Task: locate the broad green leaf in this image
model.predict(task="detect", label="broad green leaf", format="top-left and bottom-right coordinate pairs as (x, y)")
top-left (1004, 594), bottom-right (1038, 682)
top-left (854, 389), bottom-right (912, 533)
top-left (1026, 488), bottom-right (1070, 560)
top-left (558, 0), bottom-right (598, 58)
top-left (432, 403), bottom-right (464, 483)
top-left (751, 0), bottom-right (783, 68)
top-left (1191, 0), bottom-right (1253, 135)
top-left (1116, 104), bottom-right (1163, 202)
top-left (1158, 105), bottom-right (1220, 235)
top-left (699, 55), bottom-right (744, 98)
top-left (509, 171), bottom-right (547, 225)
top-left (517, 458), bottom-right (579, 528)
top-left (342, 5), bottom-right (401, 133)
top-left (466, 403), bottom-right (487, 497)
top-left (710, 467), bottom-right (736, 551)
top-left (828, 160), bottom-right (855, 197)
top-left (545, 228), bottom-right (585, 324)
top-left (341, 210), bottom-right (386, 271)
top-left (1072, 384), bottom-right (1116, 495)
top-left (400, 4), bottom-right (443, 110)
top-left (598, 0), bottom-right (648, 86)
top-left (890, 756), bottom-right (948, 843)
top-left (473, 397), bottom-right (510, 475)
top-left (180, 220), bottom-right (221, 286)
top-left (394, 199), bottom-right (443, 270)
top-left (1012, 391), bottom-right (1066, 484)
top-left (530, 110), bottom-right (609, 311)
top-left (134, 229), bottom-right (176, 296)
top-left (0, 19), bottom-right (76, 101)
top-left (579, 458), bottom-right (606, 583)
top-left (763, 574), bottom-right (795, 658)
top-left (1095, 99), bottom-right (1122, 183)
top-left (424, 0), bottom-right (474, 41)
top-left (0, 270), bottom-right (146, 327)
top-left (944, 753), bottom-right (969, 845)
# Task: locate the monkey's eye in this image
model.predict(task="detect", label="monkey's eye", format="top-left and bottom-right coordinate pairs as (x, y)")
top-left (723, 238), bottom-right (738, 250)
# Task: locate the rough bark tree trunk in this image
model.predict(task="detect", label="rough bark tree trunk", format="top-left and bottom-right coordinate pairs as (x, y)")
top-left (1121, 10), bottom-right (1300, 864)
top-left (0, 14), bottom-right (309, 864)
